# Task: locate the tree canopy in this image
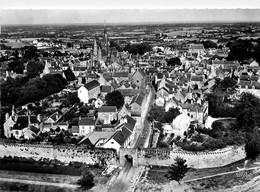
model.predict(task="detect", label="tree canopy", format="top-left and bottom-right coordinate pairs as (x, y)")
top-left (147, 105), bottom-right (180, 123)
top-left (63, 67), bottom-right (76, 81)
top-left (105, 90), bottom-right (124, 109)
top-left (202, 40), bottom-right (218, 49)
top-left (8, 59), bottom-right (25, 74)
top-left (1, 74), bottom-right (67, 107)
top-left (167, 156), bottom-right (189, 183)
top-left (77, 166), bottom-right (95, 190)
top-left (235, 92), bottom-right (260, 131)
top-left (167, 57), bottom-right (181, 66)
top-left (109, 41), bottom-right (123, 52)
top-left (124, 43), bottom-right (152, 55)
top-left (227, 39), bottom-right (260, 63)
top-left (26, 60), bottom-right (45, 78)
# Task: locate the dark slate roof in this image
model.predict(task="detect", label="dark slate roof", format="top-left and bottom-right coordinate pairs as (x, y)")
top-left (13, 116), bottom-right (28, 130)
top-left (98, 106), bottom-right (117, 113)
top-left (49, 112), bottom-right (59, 122)
top-left (111, 81), bottom-right (119, 89)
top-left (29, 126), bottom-right (40, 134)
top-left (103, 73), bottom-right (113, 81)
top-left (191, 75), bottom-right (204, 82)
top-left (30, 116), bottom-right (40, 124)
top-left (112, 126), bottom-right (132, 145)
top-left (78, 117), bottom-right (96, 126)
top-left (117, 89), bottom-right (142, 97)
top-left (113, 72), bottom-right (129, 78)
top-left (84, 80), bottom-right (100, 90)
top-left (130, 91), bottom-right (145, 106)
top-left (79, 131), bottom-right (114, 146)
top-left (101, 85), bottom-right (112, 93)
top-left (17, 108), bottom-right (28, 116)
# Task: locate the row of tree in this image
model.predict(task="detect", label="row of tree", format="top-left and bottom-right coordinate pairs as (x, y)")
top-left (1, 74), bottom-right (67, 107)
top-left (147, 106), bottom-right (180, 123)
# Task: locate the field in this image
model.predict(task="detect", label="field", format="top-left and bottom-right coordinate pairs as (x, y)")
top-left (136, 158), bottom-right (260, 192)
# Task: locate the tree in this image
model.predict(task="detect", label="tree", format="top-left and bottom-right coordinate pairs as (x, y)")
top-left (109, 41), bottom-right (123, 52)
top-left (77, 166), bottom-right (95, 189)
top-left (163, 108), bottom-right (180, 123)
top-left (26, 60), bottom-right (45, 78)
top-left (235, 93), bottom-right (260, 131)
top-left (66, 92), bottom-right (80, 106)
top-left (105, 91), bottom-right (124, 109)
top-left (63, 67), bottom-right (76, 81)
top-left (167, 157), bottom-right (189, 183)
top-left (202, 40), bottom-right (218, 49)
top-left (227, 40), bottom-right (254, 62)
top-left (212, 77), bottom-right (237, 100)
top-left (167, 57), bottom-right (181, 66)
top-left (8, 59), bottom-right (25, 74)
top-left (124, 43), bottom-right (152, 55)
top-left (245, 131), bottom-right (260, 160)
top-left (23, 46), bottom-right (39, 60)
top-left (147, 105), bottom-right (165, 122)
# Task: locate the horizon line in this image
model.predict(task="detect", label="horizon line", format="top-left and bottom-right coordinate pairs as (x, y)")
top-left (2, 8), bottom-right (260, 10)
top-left (2, 21), bottom-right (260, 26)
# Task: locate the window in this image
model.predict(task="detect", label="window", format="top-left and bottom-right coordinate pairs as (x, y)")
top-left (15, 131), bottom-right (19, 135)
top-left (111, 142), bottom-right (114, 144)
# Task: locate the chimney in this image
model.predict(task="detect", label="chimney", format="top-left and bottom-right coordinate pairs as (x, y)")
top-left (37, 114), bottom-right (41, 122)
top-left (5, 113), bottom-right (9, 121)
top-left (11, 105), bottom-right (15, 116)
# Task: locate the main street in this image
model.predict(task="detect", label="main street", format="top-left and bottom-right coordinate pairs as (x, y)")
top-left (108, 84), bottom-right (155, 192)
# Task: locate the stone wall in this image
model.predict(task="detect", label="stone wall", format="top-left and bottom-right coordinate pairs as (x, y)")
top-left (138, 145), bottom-right (246, 169)
top-left (120, 145), bottom-right (246, 169)
top-left (0, 142), bottom-right (118, 165)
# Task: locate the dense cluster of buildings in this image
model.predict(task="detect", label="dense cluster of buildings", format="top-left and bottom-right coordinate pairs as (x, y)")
top-left (1, 24), bottom-right (260, 151)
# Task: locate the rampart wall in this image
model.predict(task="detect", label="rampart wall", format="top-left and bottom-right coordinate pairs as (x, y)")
top-left (120, 145), bottom-right (246, 169)
top-left (0, 142), bottom-right (118, 165)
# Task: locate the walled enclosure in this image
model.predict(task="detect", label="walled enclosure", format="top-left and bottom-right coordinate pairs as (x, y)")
top-left (0, 143), bottom-right (245, 169)
top-left (120, 145), bottom-right (246, 169)
top-left (0, 143), bottom-right (117, 165)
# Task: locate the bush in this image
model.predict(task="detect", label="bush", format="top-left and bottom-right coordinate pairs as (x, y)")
top-left (77, 166), bottom-right (95, 189)
top-left (158, 141), bottom-right (169, 148)
top-left (167, 156), bottom-right (189, 183)
top-left (202, 138), bottom-right (226, 150)
top-left (191, 134), bottom-right (204, 143)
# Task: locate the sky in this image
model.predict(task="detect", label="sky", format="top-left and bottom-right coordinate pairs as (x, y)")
top-left (1, 0), bottom-right (260, 24)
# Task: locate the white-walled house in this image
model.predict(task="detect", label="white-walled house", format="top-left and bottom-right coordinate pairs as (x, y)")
top-left (78, 117), bottom-right (96, 136)
top-left (77, 80), bottom-right (100, 103)
top-left (97, 106), bottom-right (118, 124)
top-left (102, 125), bottom-right (133, 152)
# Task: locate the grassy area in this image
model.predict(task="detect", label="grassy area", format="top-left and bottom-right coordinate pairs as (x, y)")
top-left (187, 169), bottom-right (260, 192)
top-left (145, 158), bottom-right (255, 184)
top-left (0, 156), bottom-right (105, 176)
top-left (0, 170), bottom-right (80, 184)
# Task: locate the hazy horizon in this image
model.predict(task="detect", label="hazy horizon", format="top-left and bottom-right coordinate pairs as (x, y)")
top-left (1, 9), bottom-right (260, 25)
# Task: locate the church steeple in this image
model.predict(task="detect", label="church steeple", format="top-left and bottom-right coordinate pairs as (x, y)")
top-left (93, 38), bottom-right (98, 60)
top-left (103, 24), bottom-right (109, 56)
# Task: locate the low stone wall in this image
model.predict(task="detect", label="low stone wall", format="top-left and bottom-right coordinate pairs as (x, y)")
top-left (0, 143), bottom-right (118, 165)
top-left (138, 145), bottom-right (246, 168)
top-left (120, 145), bottom-right (246, 169)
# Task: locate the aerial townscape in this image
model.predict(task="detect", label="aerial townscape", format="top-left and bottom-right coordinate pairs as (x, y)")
top-left (1, 9), bottom-right (260, 192)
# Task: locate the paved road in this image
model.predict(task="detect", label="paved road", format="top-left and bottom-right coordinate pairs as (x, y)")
top-left (134, 86), bottom-right (155, 148)
top-left (109, 86), bottom-right (155, 192)
top-left (108, 164), bottom-right (138, 192)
